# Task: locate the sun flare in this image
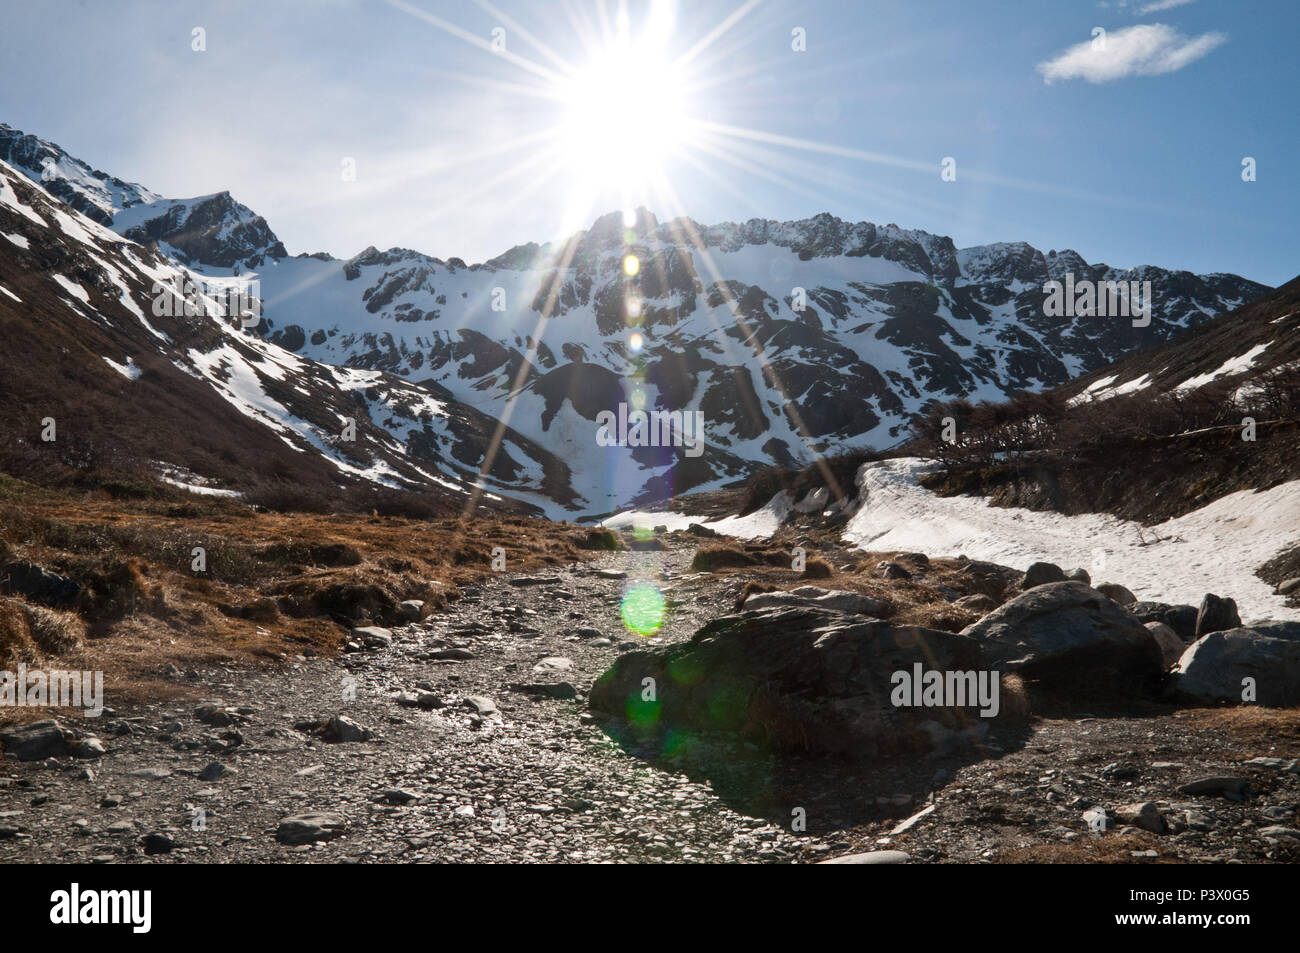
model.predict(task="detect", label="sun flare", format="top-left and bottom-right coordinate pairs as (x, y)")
top-left (555, 8), bottom-right (691, 196)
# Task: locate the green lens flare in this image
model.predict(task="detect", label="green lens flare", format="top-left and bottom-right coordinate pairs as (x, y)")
top-left (620, 583), bottom-right (666, 636)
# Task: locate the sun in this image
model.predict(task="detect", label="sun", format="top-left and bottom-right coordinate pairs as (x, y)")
top-left (554, 7), bottom-right (690, 197)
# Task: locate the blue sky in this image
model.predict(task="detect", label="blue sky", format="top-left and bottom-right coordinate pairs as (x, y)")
top-left (2, 0), bottom-right (1296, 284)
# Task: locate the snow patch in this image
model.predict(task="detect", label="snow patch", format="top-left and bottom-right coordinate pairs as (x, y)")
top-left (102, 356), bottom-right (142, 380)
top-left (844, 458), bottom-right (1300, 621)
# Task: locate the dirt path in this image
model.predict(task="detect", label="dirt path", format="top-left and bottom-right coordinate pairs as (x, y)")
top-left (2, 544), bottom-right (1298, 864)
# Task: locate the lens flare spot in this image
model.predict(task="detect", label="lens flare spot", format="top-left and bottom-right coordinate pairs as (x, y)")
top-left (623, 254), bottom-right (640, 277)
top-left (626, 297), bottom-right (643, 320)
top-left (620, 582), bottom-right (666, 636)
top-left (629, 388), bottom-right (647, 411)
top-left (629, 331), bottom-right (644, 352)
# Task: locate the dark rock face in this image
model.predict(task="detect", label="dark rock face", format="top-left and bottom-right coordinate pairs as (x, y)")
top-left (1168, 627), bottom-right (1300, 707)
top-left (960, 582), bottom-right (1162, 687)
top-left (1195, 593), bottom-right (1242, 638)
top-left (0, 561), bottom-right (81, 608)
top-left (589, 604), bottom-right (985, 758)
top-left (120, 192), bottom-right (287, 269)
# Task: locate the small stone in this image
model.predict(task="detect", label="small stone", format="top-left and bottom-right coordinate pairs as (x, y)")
top-left (198, 762), bottom-right (235, 782)
top-left (462, 695), bottom-right (498, 716)
top-left (141, 832), bottom-right (175, 855)
top-left (275, 813), bottom-right (347, 845)
top-left (1114, 801), bottom-right (1166, 835)
top-left (319, 714), bottom-right (372, 743)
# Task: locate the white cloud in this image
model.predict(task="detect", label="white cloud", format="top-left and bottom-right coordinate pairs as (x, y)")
top-left (1137, 0), bottom-right (1195, 14)
top-left (1038, 23), bottom-right (1226, 84)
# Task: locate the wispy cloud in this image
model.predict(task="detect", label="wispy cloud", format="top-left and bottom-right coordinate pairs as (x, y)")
top-left (1038, 23), bottom-right (1225, 84)
top-left (1098, 0), bottom-right (1195, 12)
top-left (1137, 0), bottom-right (1195, 14)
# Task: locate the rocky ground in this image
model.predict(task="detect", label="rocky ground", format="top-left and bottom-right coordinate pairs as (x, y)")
top-left (1, 540), bottom-right (1298, 864)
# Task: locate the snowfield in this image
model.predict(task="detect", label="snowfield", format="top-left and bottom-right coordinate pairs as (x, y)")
top-left (844, 458), bottom-right (1300, 623)
top-left (603, 490), bottom-right (794, 540)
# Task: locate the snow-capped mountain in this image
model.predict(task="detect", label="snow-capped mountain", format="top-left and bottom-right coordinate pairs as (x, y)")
top-left (0, 157), bottom-right (569, 515)
top-left (0, 123), bottom-right (1272, 517)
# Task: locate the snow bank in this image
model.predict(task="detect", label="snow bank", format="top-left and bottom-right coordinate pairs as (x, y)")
top-left (603, 491), bottom-right (793, 540)
top-left (844, 458), bottom-right (1300, 622)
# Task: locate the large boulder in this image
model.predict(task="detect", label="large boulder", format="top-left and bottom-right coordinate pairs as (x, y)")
top-left (589, 603), bottom-right (989, 758)
top-left (1145, 622), bottom-right (1185, 669)
top-left (1195, 593), bottom-right (1241, 638)
top-left (0, 561), bottom-right (80, 609)
top-left (1021, 562), bottom-right (1066, 590)
top-left (960, 582), bottom-right (1162, 687)
top-left (1130, 602), bottom-right (1199, 642)
top-left (1167, 627), bottom-right (1300, 706)
top-left (1095, 582), bottom-right (1137, 606)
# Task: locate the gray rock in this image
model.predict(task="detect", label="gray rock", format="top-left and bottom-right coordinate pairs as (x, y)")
top-left (573, 627), bottom-right (605, 640)
top-left (591, 603), bottom-right (986, 758)
top-left (462, 695), bottom-right (498, 716)
top-left (818, 850), bottom-right (910, 864)
top-left (1144, 622), bottom-right (1185, 668)
top-left (0, 720), bottom-right (68, 760)
top-left (1177, 776), bottom-right (1252, 800)
top-left (399, 599), bottom-right (425, 622)
top-left (1114, 801), bottom-right (1166, 834)
top-left (69, 736), bottom-right (105, 759)
top-left (743, 586), bottom-right (886, 617)
top-left (1095, 582), bottom-right (1137, 606)
top-left (127, 767), bottom-right (172, 780)
top-left (319, 714), bottom-right (372, 743)
top-left (275, 812), bottom-right (347, 845)
top-left (430, 648), bottom-right (474, 660)
top-left (198, 762), bottom-right (235, 782)
top-left (960, 582), bottom-right (1162, 686)
top-left (1129, 602), bottom-right (1198, 642)
top-left (1278, 578), bottom-right (1300, 596)
top-left (141, 832), bottom-right (175, 855)
top-left (351, 626), bottom-right (393, 647)
top-left (1195, 593), bottom-right (1240, 638)
top-left (1064, 567), bottom-right (1091, 584)
top-left (0, 560), bottom-right (80, 607)
top-left (1022, 561), bottom-right (1066, 589)
top-left (686, 523), bottom-right (719, 538)
top-left (1243, 757), bottom-right (1300, 774)
top-left (876, 560), bottom-right (912, 580)
top-left (531, 656), bottom-right (574, 674)
top-left (954, 593), bottom-right (998, 613)
top-left (1257, 825), bottom-right (1300, 839)
top-left (1083, 807), bottom-right (1116, 831)
top-left (1167, 627), bottom-right (1300, 707)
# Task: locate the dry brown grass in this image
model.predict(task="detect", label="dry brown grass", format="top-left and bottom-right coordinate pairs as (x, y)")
top-left (994, 832), bottom-right (1180, 864)
top-left (1171, 705), bottom-right (1300, 755)
top-left (0, 479), bottom-right (598, 720)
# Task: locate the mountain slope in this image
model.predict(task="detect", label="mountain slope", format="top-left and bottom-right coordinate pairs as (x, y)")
top-left (0, 158), bottom-right (572, 514)
top-left (1064, 274), bottom-right (1300, 405)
